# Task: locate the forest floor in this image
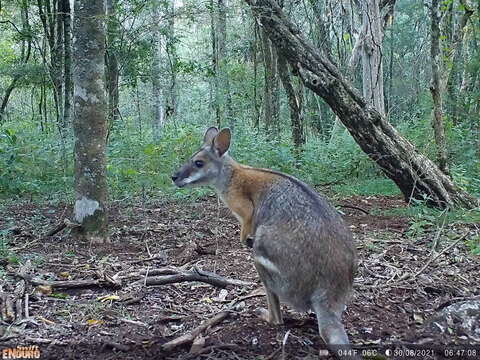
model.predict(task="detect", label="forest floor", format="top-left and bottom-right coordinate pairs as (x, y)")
top-left (0, 193), bottom-right (479, 359)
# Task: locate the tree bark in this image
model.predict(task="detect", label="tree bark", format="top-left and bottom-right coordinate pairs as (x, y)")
top-left (72, 0), bottom-right (109, 243)
top-left (210, 0), bottom-right (221, 127)
top-left (62, 0), bottom-right (73, 127)
top-left (106, 0), bottom-right (120, 132)
top-left (217, 0), bottom-right (233, 128)
top-left (429, 0), bottom-right (449, 175)
top-left (429, 0), bottom-right (473, 174)
top-left (37, 0), bottom-right (64, 128)
top-left (278, 55), bottom-right (305, 149)
top-left (260, 28), bottom-right (280, 134)
top-left (165, 0), bottom-right (177, 125)
top-left (151, 1), bottom-right (165, 142)
top-left (360, 0), bottom-right (385, 116)
top-left (245, 0), bottom-right (478, 209)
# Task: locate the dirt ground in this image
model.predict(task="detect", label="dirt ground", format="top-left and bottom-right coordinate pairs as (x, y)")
top-left (0, 193), bottom-right (479, 359)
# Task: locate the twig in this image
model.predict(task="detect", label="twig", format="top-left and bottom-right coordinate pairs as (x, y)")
top-left (339, 204), bottom-right (370, 215)
top-left (24, 294), bottom-right (29, 319)
top-left (413, 232), bottom-right (469, 279)
top-left (119, 318), bottom-right (148, 327)
top-left (23, 337), bottom-right (67, 345)
top-left (265, 347), bottom-right (282, 360)
top-left (162, 311), bottom-right (230, 351)
top-left (430, 209), bottom-right (448, 253)
top-left (181, 344), bottom-right (241, 360)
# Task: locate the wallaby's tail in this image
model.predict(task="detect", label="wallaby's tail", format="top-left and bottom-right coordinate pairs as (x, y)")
top-left (312, 302), bottom-right (361, 359)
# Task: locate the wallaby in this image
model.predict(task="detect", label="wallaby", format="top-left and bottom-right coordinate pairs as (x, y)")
top-left (172, 127), bottom-right (359, 359)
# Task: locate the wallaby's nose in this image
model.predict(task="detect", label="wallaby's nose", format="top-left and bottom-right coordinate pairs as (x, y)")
top-left (171, 175), bottom-right (178, 182)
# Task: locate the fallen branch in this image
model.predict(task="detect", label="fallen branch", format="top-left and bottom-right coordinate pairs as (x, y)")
top-left (138, 267), bottom-right (253, 288)
top-left (16, 274), bottom-right (121, 290)
top-left (126, 253), bottom-right (166, 265)
top-left (45, 223), bottom-right (66, 237)
top-left (44, 218), bottom-right (81, 237)
top-left (162, 311), bottom-right (230, 351)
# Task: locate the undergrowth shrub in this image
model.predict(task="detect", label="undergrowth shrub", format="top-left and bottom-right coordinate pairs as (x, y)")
top-left (0, 114), bottom-right (478, 202)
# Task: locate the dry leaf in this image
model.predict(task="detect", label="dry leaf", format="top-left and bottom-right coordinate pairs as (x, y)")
top-left (34, 285), bottom-right (53, 296)
top-left (87, 319), bottom-right (104, 326)
top-left (59, 272), bottom-right (70, 279)
top-left (97, 295), bottom-right (120, 302)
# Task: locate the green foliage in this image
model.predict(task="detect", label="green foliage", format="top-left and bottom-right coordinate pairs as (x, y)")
top-left (466, 236), bottom-right (480, 256)
top-left (0, 123), bottom-right (72, 198)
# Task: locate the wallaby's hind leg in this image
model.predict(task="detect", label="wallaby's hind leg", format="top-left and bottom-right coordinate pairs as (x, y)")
top-left (256, 287), bottom-right (283, 325)
top-left (313, 302), bottom-right (359, 359)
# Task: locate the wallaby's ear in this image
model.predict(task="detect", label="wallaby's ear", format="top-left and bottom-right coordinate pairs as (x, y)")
top-left (203, 127), bottom-right (219, 145)
top-left (213, 128), bottom-right (231, 157)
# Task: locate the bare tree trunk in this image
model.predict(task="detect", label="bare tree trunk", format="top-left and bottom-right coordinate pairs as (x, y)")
top-left (63, 0), bottom-right (72, 127)
top-left (360, 0), bottom-right (385, 116)
top-left (429, 0), bottom-right (449, 175)
top-left (210, 0), bottom-right (220, 127)
top-left (151, 1), bottom-right (165, 142)
top-left (278, 55), bottom-right (305, 149)
top-left (245, 0), bottom-right (478, 209)
top-left (55, 0), bottom-right (64, 129)
top-left (72, 0), bottom-right (109, 243)
top-left (253, 22), bottom-right (260, 128)
top-left (217, 0), bottom-right (233, 128)
top-left (429, 0), bottom-right (473, 174)
top-left (260, 28), bottom-right (280, 134)
top-left (106, 0), bottom-right (120, 133)
top-left (209, 0), bottom-right (232, 128)
top-left (165, 0), bottom-right (177, 125)
top-left (37, 0), bottom-right (64, 128)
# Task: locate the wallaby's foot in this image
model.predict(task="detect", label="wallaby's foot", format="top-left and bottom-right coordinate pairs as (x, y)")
top-left (245, 235), bottom-right (254, 248)
top-left (255, 307), bottom-right (283, 325)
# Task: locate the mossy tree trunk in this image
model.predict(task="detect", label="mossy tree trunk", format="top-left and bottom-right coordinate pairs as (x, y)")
top-left (72, 0), bottom-right (109, 243)
top-left (245, 0), bottom-right (479, 209)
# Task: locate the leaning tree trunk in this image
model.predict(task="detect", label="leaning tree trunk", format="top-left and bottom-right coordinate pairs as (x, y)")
top-left (245, 0), bottom-right (478, 209)
top-left (72, 0), bottom-right (109, 243)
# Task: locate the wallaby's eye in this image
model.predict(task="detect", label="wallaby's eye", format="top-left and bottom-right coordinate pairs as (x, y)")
top-left (194, 160), bottom-right (204, 168)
